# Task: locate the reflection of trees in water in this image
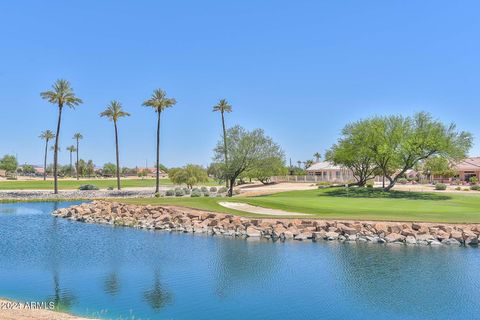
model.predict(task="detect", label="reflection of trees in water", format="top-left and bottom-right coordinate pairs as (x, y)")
top-left (103, 272), bottom-right (120, 296)
top-left (143, 270), bottom-right (172, 311)
top-left (102, 228), bottom-right (125, 296)
top-left (213, 238), bottom-right (280, 298)
top-left (49, 271), bottom-right (76, 312)
top-left (334, 243), bottom-right (473, 317)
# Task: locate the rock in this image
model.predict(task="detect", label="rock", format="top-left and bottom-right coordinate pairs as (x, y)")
top-left (465, 235), bottom-right (479, 246)
top-left (346, 234), bottom-right (357, 241)
top-left (325, 231), bottom-right (339, 240)
top-left (312, 231), bottom-right (326, 241)
top-left (412, 223), bottom-right (422, 230)
top-left (294, 233), bottom-right (309, 241)
top-left (246, 227), bottom-right (261, 237)
top-left (450, 230), bottom-right (463, 242)
top-left (405, 236), bottom-right (417, 245)
top-left (385, 233), bottom-right (405, 243)
top-left (442, 238), bottom-right (461, 246)
top-left (374, 223), bottom-right (388, 233)
top-left (282, 231), bottom-right (294, 240)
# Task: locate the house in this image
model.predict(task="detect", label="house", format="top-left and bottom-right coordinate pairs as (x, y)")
top-left (453, 157), bottom-right (480, 182)
top-left (0, 169), bottom-right (6, 178)
top-left (135, 167), bottom-right (168, 178)
top-left (306, 161), bottom-right (355, 182)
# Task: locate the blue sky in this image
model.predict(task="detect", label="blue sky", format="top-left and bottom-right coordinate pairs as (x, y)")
top-left (1, 0), bottom-right (479, 168)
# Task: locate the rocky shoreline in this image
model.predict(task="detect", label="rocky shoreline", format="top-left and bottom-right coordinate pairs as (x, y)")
top-left (0, 189), bottom-right (156, 200)
top-left (53, 201), bottom-right (480, 246)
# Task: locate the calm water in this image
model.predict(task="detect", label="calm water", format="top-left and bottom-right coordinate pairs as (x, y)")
top-left (0, 202), bottom-right (479, 320)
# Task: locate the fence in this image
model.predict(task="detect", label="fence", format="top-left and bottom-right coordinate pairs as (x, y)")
top-left (271, 175), bottom-right (352, 184)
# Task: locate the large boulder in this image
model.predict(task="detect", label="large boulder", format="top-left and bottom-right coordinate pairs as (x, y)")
top-left (384, 233), bottom-right (405, 243)
top-left (246, 227), bottom-right (261, 237)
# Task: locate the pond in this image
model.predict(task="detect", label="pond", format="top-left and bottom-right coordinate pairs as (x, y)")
top-left (0, 201), bottom-right (479, 319)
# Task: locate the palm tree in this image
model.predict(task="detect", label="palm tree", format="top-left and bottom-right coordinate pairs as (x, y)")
top-left (213, 99), bottom-right (232, 188)
top-left (100, 100), bottom-right (130, 190)
top-left (73, 133), bottom-right (83, 180)
top-left (41, 80), bottom-right (83, 194)
top-left (142, 89), bottom-right (176, 194)
top-left (39, 130), bottom-right (55, 181)
top-left (66, 145), bottom-right (77, 176)
top-left (314, 152), bottom-right (321, 162)
top-left (297, 160), bottom-right (302, 168)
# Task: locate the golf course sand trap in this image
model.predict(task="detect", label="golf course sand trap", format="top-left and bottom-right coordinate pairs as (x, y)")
top-left (219, 202), bottom-right (310, 216)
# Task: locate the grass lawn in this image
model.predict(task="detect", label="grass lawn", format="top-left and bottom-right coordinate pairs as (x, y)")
top-left (0, 178), bottom-right (218, 190)
top-left (119, 187), bottom-right (480, 223)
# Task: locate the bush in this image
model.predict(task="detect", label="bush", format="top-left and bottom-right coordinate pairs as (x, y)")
top-left (155, 192), bottom-right (161, 198)
top-left (201, 186), bottom-right (208, 192)
top-left (455, 186), bottom-right (461, 191)
top-left (107, 186), bottom-right (114, 191)
top-left (366, 183), bottom-right (374, 188)
top-left (398, 178), bottom-right (408, 185)
top-left (464, 188), bottom-right (470, 191)
top-left (183, 187), bottom-right (191, 195)
top-left (191, 189), bottom-right (202, 197)
top-left (165, 189), bottom-right (175, 196)
top-left (470, 185), bottom-right (480, 191)
top-left (210, 186), bottom-right (217, 192)
top-left (192, 187), bottom-right (200, 193)
top-left (175, 189), bottom-right (185, 197)
top-left (469, 176), bottom-right (478, 184)
top-left (218, 186), bottom-right (228, 193)
top-left (435, 183), bottom-right (447, 191)
top-left (317, 181), bottom-right (331, 188)
top-left (203, 191), bottom-right (210, 197)
top-left (79, 184), bottom-right (99, 191)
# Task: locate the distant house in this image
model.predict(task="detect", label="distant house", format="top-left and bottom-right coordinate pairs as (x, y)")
top-left (306, 161), bottom-right (354, 182)
top-left (0, 169), bottom-right (6, 178)
top-left (453, 157), bottom-right (480, 182)
top-left (135, 167), bottom-right (168, 178)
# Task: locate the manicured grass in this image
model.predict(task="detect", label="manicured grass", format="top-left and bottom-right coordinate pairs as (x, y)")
top-left (0, 178), bottom-right (218, 190)
top-left (119, 187), bottom-right (480, 223)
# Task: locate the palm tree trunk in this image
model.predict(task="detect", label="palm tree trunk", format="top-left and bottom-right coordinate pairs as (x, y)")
top-left (69, 152), bottom-right (73, 175)
top-left (76, 139), bottom-right (79, 180)
top-left (43, 139), bottom-right (49, 181)
top-left (155, 110), bottom-right (161, 194)
top-left (53, 105), bottom-right (63, 194)
top-left (114, 121), bottom-right (121, 190)
top-left (221, 111), bottom-right (228, 188)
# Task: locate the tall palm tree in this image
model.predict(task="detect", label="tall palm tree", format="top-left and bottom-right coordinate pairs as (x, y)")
top-left (100, 100), bottom-right (130, 190)
top-left (41, 79), bottom-right (83, 194)
top-left (39, 130), bottom-right (55, 181)
top-left (313, 152), bottom-right (321, 162)
top-left (66, 145), bottom-right (77, 176)
top-left (142, 89), bottom-right (176, 194)
top-left (73, 133), bottom-right (83, 180)
top-left (212, 99), bottom-right (232, 188)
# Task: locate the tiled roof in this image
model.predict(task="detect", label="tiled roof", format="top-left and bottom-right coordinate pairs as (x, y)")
top-left (454, 157), bottom-right (480, 171)
top-left (306, 161), bottom-right (343, 171)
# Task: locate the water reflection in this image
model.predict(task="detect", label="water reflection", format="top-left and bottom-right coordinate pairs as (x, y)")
top-left (103, 272), bottom-right (120, 296)
top-left (143, 270), bottom-right (172, 311)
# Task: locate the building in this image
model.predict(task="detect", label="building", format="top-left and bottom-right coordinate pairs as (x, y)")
top-left (306, 161), bottom-right (354, 182)
top-left (453, 157), bottom-right (480, 182)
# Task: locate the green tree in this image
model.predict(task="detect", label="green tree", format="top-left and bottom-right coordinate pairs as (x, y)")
top-left (100, 100), bottom-right (130, 190)
top-left (77, 159), bottom-right (86, 177)
top-left (0, 155), bottom-right (18, 173)
top-left (313, 152), bottom-right (321, 162)
top-left (86, 160), bottom-right (95, 177)
top-left (102, 163), bottom-right (117, 176)
top-left (422, 156), bottom-right (457, 181)
top-left (39, 130), bottom-right (55, 180)
top-left (169, 164), bottom-right (209, 188)
top-left (73, 133), bottom-right (83, 180)
top-left (326, 120), bottom-right (378, 187)
top-left (41, 79), bottom-right (83, 194)
top-left (244, 155), bottom-right (287, 184)
top-left (21, 164), bottom-right (36, 175)
top-left (66, 145), bottom-right (77, 176)
top-left (207, 162), bottom-right (226, 184)
top-left (214, 126), bottom-right (284, 196)
top-left (143, 89), bottom-right (177, 193)
top-left (213, 99), bottom-right (232, 188)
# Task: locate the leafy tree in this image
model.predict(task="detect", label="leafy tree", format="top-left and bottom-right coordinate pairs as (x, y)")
top-left (169, 164), bottom-right (209, 188)
top-left (326, 120), bottom-right (378, 187)
top-left (20, 164), bottom-right (36, 175)
top-left (73, 133), bottom-right (83, 180)
top-left (244, 155), bottom-right (287, 184)
top-left (421, 156), bottom-right (457, 181)
top-left (313, 152), bottom-right (321, 162)
top-left (102, 163), bottom-right (117, 176)
top-left (39, 130), bottom-right (55, 180)
top-left (207, 162), bottom-right (226, 183)
top-left (77, 159), bottom-right (87, 177)
top-left (66, 145), bottom-right (77, 176)
top-left (41, 79), bottom-right (83, 194)
top-left (213, 99), bottom-right (232, 188)
top-left (100, 101), bottom-right (130, 190)
top-left (86, 160), bottom-right (95, 177)
top-left (0, 155), bottom-right (18, 173)
top-left (143, 89), bottom-right (176, 193)
top-left (214, 126), bottom-right (284, 196)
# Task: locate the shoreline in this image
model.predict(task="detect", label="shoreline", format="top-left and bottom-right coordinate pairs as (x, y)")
top-left (53, 201), bottom-right (480, 247)
top-left (0, 298), bottom-right (94, 320)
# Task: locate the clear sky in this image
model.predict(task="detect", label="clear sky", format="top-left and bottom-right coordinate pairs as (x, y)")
top-left (1, 0), bottom-right (479, 168)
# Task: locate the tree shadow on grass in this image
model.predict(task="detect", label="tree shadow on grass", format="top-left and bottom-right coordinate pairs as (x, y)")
top-left (322, 188), bottom-right (451, 201)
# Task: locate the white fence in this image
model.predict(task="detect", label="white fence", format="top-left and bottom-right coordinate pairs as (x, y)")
top-left (271, 175), bottom-right (351, 183)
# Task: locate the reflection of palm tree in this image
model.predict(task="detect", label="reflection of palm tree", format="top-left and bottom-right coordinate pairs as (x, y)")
top-left (103, 272), bottom-right (120, 296)
top-left (50, 271), bottom-right (76, 312)
top-left (143, 271), bottom-right (172, 311)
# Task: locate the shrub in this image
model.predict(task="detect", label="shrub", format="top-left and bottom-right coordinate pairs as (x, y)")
top-left (366, 183), bottom-right (374, 188)
top-left (398, 178), bottom-right (408, 185)
top-left (455, 186), bottom-right (461, 191)
top-left (464, 188), bottom-right (470, 191)
top-left (175, 189), bottom-right (185, 197)
top-left (183, 187), bottom-right (191, 195)
top-left (79, 184), bottom-right (99, 191)
top-left (192, 187), bottom-right (200, 193)
top-left (201, 186), bottom-right (208, 192)
top-left (203, 191), bottom-right (210, 197)
top-left (435, 183), bottom-right (447, 191)
top-left (165, 189), bottom-right (175, 196)
top-left (155, 192), bottom-right (161, 198)
top-left (107, 186), bottom-right (114, 191)
top-left (469, 176), bottom-right (479, 185)
top-left (191, 189), bottom-right (202, 197)
top-left (218, 186), bottom-right (228, 193)
top-left (470, 185), bottom-right (480, 191)
top-left (210, 186), bottom-right (217, 192)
